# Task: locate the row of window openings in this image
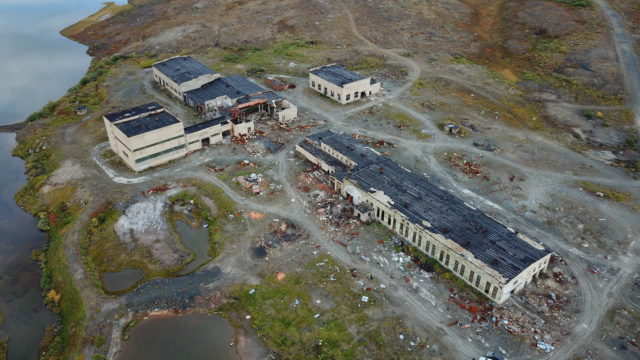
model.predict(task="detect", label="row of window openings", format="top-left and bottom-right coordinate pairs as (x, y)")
top-left (375, 205), bottom-right (499, 299)
top-left (157, 76), bottom-right (179, 96)
top-left (311, 81), bottom-right (361, 101)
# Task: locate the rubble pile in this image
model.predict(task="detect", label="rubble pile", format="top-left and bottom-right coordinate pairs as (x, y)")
top-left (449, 153), bottom-right (490, 180)
top-left (351, 133), bottom-right (397, 148)
top-left (259, 220), bottom-right (308, 250)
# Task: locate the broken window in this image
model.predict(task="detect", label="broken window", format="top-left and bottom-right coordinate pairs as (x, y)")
top-left (346, 94), bottom-right (351, 101)
top-left (399, 223), bottom-right (404, 234)
top-left (376, 208), bottom-right (380, 218)
top-left (484, 281), bottom-right (491, 293)
top-left (417, 238), bottom-right (422, 247)
top-left (392, 218), bottom-right (396, 229)
top-left (354, 92), bottom-right (359, 98)
top-left (460, 264), bottom-right (465, 277)
top-left (337, 94), bottom-right (341, 100)
top-left (312, 81), bottom-right (315, 87)
top-left (331, 90), bottom-right (335, 97)
top-left (469, 271), bottom-right (474, 283)
top-left (425, 240), bottom-right (429, 251)
top-left (491, 286), bottom-right (498, 299)
top-left (431, 244), bottom-right (436, 256)
top-left (412, 232), bottom-right (417, 242)
top-left (445, 254), bottom-right (450, 266)
top-left (318, 84), bottom-right (322, 90)
top-left (453, 260), bottom-right (459, 272)
top-left (475, 275), bottom-right (481, 288)
top-left (439, 250), bottom-right (444, 262)
top-left (404, 226), bottom-right (409, 237)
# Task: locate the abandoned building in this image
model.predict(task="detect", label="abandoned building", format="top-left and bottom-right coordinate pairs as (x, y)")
top-left (153, 56), bottom-right (297, 121)
top-left (296, 130), bottom-right (552, 303)
top-left (309, 64), bottom-right (381, 104)
top-left (103, 102), bottom-right (253, 171)
top-left (152, 56), bottom-right (221, 100)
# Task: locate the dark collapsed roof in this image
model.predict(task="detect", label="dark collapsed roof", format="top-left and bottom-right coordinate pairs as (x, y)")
top-left (184, 75), bottom-right (266, 105)
top-left (302, 131), bottom-right (550, 281)
top-left (184, 113), bottom-right (231, 134)
top-left (153, 56), bottom-right (217, 84)
top-left (115, 110), bottom-right (180, 138)
top-left (104, 102), bottom-right (162, 123)
top-left (311, 64), bottom-right (366, 87)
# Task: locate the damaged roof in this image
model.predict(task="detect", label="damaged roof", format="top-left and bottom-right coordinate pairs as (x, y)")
top-left (310, 64), bottom-right (366, 87)
top-left (300, 131), bottom-right (550, 281)
top-left (104, 102), bottom-right (163, 123)
top-left (115, 110), bottom-right (180, 138)
top-left (152, 56), bottom-right (217, 84)
top-left (184, 75), bottom-right (266, 105)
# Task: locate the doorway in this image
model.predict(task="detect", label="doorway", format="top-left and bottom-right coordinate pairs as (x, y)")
top-left (201, 137), bottom-right (210, 147)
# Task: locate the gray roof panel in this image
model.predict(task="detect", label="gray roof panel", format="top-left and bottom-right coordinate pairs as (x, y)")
top-left (115, 111), bottom-right (180, 138)
top-left (104, 102), bottom-right (162, 123)
top-left (311, 64), bottom-right (366, 87)
top-left (153, 56), bottom-right (217, 85)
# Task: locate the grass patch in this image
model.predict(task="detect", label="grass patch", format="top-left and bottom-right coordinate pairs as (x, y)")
top-left (346, 55), bottom-right (387, 73)
top-left (553, 0), bottom-right (592, 8)
top-left (31, 193), bottom-right (86, 360)
top-left (0, 337), bottom-right (6, 360)
top-left (577, 181), bottom-right (633, 202)
top-left (221, 255), bottom-right (428, 359)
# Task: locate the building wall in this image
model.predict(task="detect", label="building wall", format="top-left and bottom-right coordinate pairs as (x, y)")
top-left (274, 101), bottom-right (298, 122)
top-left (295, 142), bottom-right (550, 304)
top-left (309, 72), bottom-right (381, 105)
top-left (232, 119), bottom-right (255, 136)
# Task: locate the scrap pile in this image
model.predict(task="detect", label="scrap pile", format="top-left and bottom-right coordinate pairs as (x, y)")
top-left (259, 220), bottom-right (307, 249)
top-left (234, 173), bottom-right (264, 195)
top-left (449, 153), bottom-right (489, 180)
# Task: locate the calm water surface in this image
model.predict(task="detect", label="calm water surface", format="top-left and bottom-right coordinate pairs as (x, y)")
top-left (0, 1), bottom-right (124, 358)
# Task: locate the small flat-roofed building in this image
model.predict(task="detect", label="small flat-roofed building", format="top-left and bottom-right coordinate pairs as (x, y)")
top-left (152, 56), bottom-right (221, 100)
top-left (296, 130), bottom-right (552, 303)
top-left (103, 103), bottom-right (187, 171)
top-left (309, 64), bottom-right (381, 104)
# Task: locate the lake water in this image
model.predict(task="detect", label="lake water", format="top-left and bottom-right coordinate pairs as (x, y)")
top-left (175, 220), bottom-right (211, 275)
top-left (118, 314), bottom-right (239, 360)
top-left (0, 1), bottom-right (125, 359)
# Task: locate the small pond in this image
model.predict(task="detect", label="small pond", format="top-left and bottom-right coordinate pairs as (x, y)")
top-left (118, 314), bottom-right (238, 360)
top-left (102, 268), bottom-right (144, 292)
top-left (175, 220), bottom-right (211, 275)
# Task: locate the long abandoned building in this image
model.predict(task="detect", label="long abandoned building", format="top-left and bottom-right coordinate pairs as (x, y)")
top-left (296, 130), bottom-right (552, 303)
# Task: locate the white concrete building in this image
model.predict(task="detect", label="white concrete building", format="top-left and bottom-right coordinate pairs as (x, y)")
top-left (296, 130), bottom-right (552, 304)
top-left (309, 64), bottom-right (381, 104)
top-left (103, 103), bottom-right (187, 172)
top-left (152, 56), bottom-right (221, 100)
top-left (103, 103), bottom-right (254, 172)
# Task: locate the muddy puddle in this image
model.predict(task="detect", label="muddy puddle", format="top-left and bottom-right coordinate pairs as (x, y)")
top-left (118, 314), bottom-right (238, 360)
top-left (102, 268), bottom-right (144, 292)
top-left (175, 220), bottom-right (210, 275)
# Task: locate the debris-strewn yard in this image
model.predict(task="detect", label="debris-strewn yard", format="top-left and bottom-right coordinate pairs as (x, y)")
top-left (224, 256), bottom-right (440, 360)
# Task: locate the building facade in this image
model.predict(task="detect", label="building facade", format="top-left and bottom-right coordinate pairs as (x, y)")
top-left (296, 130), bottom-right (552, 303)
top-left (309, 64), bottom-right (381, 104)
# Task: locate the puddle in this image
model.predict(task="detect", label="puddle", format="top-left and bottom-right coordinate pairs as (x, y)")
top-left (118, 314), bottom-right (238, 360)
top-left (102, 268), bottom-right (144, 292)
top-left (253, 245), bottom-right (267, 259)
top-left (175, 220), bottom-right (210, 275)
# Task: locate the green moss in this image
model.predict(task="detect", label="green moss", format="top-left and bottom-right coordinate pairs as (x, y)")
top-left (553, 0), bottom-right (592, 8)
top-left (0, 337), bottom-right (6, 360)
top-left (577, 181), bottom-right (633, 202)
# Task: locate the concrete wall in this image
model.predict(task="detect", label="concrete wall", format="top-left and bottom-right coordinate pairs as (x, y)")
top-left (309, 72), bottom-right (381, 105)
top-left (274, 100), bottom-right (298, 122)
